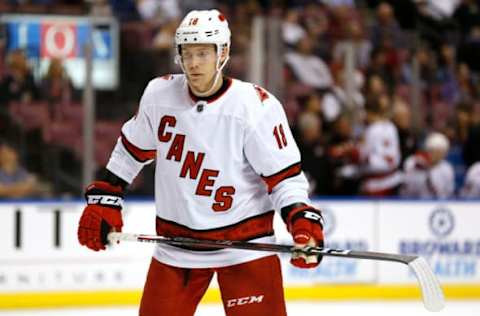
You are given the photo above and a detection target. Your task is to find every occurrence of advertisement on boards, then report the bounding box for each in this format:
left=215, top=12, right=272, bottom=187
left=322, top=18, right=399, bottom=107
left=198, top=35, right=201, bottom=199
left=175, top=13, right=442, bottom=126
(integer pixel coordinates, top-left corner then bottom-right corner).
left=378, top=202, right=480, bottom=284
left=0, top=202, right=155, bottom=292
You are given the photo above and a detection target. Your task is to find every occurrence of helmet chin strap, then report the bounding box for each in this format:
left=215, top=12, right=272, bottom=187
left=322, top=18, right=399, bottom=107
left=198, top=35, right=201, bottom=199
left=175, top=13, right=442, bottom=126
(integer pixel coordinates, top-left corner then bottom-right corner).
left=177, top=46, right=230, bottom=98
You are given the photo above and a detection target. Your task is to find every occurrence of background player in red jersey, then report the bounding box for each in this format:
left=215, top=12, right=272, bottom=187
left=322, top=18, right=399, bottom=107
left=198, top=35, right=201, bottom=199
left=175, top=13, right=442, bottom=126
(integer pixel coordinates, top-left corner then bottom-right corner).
left=78, top=9, right=324, bottom=316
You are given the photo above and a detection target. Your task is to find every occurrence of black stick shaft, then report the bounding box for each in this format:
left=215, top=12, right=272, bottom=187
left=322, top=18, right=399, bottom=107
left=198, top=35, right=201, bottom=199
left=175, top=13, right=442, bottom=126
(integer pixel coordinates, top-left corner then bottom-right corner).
left=125, top=234, right=417, bottom=265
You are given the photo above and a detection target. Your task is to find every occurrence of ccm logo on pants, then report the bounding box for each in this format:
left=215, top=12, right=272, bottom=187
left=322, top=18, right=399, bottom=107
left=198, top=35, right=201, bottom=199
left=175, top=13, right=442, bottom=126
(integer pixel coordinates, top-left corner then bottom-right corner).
left=226, top=295, right=264, bottom=308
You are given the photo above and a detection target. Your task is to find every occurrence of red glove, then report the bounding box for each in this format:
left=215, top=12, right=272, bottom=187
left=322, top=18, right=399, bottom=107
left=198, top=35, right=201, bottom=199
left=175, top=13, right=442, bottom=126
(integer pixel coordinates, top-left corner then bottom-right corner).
left=282, top=204, right=325, bottom=268
left=78, top=181, right=124, bottom=251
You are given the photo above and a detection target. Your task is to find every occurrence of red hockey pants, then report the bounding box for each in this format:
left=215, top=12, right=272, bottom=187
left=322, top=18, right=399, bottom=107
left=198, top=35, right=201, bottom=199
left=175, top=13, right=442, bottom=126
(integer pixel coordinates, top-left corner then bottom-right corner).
left=139, top=255, right=287, bottom=316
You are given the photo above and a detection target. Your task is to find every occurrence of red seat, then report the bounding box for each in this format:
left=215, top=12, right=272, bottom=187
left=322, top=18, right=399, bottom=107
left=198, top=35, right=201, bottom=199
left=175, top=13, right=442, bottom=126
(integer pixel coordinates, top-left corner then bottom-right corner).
left=9, top=101, right=51, bottom=131
left=51, top=102, right=84, bottom=129
left=43, top=120, right=82, bottom=152
left=94, top=120, right=123, bottom=166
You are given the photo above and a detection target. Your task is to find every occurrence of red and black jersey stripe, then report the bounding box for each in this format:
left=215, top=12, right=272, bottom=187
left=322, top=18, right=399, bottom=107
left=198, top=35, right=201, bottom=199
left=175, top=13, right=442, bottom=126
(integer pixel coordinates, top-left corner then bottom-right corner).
left=156, top=211, right=274, bottom=251
left=120, top=132, right=156, bottom=163
left=261, top=162, right=302, bottom=194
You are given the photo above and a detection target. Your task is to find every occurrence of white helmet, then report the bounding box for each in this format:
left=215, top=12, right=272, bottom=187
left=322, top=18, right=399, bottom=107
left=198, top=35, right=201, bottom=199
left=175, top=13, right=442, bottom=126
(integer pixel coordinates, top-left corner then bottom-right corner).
left=175, top=9, right=231, bottom=67
left=425, top=132, right=449, bottom=152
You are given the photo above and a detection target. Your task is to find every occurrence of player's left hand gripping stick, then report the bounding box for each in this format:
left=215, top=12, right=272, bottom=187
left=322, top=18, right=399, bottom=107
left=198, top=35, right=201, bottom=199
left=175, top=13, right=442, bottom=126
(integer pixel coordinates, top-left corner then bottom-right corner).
left=78, top=181, right=124, bottom=251
left=282, top=203, right=325, bottom=268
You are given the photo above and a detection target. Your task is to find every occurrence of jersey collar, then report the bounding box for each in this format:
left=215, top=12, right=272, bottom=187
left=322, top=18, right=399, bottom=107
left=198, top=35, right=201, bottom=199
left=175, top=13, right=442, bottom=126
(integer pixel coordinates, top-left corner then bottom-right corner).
left=188, top=77, right=233, bottom=104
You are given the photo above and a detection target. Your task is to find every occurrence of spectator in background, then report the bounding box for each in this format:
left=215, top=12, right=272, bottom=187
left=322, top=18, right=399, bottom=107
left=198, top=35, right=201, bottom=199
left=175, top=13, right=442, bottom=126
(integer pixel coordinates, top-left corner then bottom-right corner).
left=457, top=25, right=480, bottom=74
left=413, top=0, right=456, bottom=50
left=370, top=2, right=403, bottom=49
left=436, top=43, right=459, bottom=104
left=365, top=74, right=388, bottom=99
left=392, top=99, right=418, bottom=167
left=459, top=161, right=480, bottom=198
left=285, top=35, right=333, bottom=89
left=333, top=20, right=372, bottom=70
left=0, top=49, right=39, bottom=105
left=453, top=0, right=480, bottom=42
left=326, top=113, right=361, bottom=195
left=302, top=2, right=332, bottom=59
left=329, top=66, right=365, bottom=121
left=40, top=58, right=75, bottom=105
left=401, top=132, right=454, bottom=199
left=449, top=102, right=473, bottom=145
left=0, top=138, right=42, bottom=199
left=455, top=62, right=479, bottom=103
left=151, top=18, right=180, bottom=75
left=136, top=0, right=181, bottom=25
left=367, top=46, right=397, bottom=91
left=282, top=8, right=306, bottom=47
left=296, top=112, right=329, bottom=195
left=401, top=45, right=437, bottom=91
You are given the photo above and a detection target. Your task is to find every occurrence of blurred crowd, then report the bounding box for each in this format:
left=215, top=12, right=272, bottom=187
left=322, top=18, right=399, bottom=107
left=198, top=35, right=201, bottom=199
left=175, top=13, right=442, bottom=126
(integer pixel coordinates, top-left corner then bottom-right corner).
left=1, top=0, right=480, bottom=199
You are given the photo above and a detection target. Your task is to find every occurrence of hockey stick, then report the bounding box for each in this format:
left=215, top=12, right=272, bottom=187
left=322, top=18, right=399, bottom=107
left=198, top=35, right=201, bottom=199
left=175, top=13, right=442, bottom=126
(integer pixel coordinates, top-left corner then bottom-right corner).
left=107, top=232, right=444, bottom=312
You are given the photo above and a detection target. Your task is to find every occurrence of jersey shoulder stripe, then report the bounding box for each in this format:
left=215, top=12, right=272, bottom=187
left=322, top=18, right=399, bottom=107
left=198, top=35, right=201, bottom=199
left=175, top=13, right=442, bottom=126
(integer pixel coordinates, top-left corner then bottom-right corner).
left=261, top=162, right=302, bottom=193
left=253, top=84, right=269, bottom=103
left=120, top=132, right=156, bottom=162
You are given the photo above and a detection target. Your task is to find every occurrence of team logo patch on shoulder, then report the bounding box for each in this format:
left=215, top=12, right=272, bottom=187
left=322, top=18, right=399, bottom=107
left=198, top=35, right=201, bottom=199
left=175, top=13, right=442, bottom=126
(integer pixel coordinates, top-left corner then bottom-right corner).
left=160, top=74, right=173, bottom=80
left=253, top=84, right=269, bottom=103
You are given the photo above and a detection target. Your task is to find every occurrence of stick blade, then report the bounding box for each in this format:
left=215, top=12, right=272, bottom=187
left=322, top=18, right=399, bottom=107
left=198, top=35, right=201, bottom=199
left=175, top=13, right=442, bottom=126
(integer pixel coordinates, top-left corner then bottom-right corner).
left=408, top=257, right=445, bottom=312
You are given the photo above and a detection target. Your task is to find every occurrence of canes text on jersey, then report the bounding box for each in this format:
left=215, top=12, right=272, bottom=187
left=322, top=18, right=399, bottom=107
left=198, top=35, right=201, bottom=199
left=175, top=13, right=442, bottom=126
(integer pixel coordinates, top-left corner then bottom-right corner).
left=158, top=115, right=235, bottom=212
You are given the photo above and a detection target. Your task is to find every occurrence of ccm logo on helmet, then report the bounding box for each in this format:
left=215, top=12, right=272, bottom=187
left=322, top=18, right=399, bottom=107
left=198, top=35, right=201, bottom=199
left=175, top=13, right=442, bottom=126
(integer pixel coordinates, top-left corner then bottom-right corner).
left=226, top=295, right=264, bottom=308
left=87, top=195, right=123, bottom=207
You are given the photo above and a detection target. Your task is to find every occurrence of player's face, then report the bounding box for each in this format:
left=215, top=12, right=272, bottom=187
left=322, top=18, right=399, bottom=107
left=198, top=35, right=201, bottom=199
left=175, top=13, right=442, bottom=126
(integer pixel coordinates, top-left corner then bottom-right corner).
left=181, top=44, right=218, bottom=93
left=429, top=148, right=446, bottom=165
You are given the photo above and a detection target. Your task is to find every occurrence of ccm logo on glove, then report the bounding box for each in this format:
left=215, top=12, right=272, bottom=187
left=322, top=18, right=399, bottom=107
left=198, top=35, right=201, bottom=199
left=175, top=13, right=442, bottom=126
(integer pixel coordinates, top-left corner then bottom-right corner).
left=78, top=181, right=124, bottom=251
left=87, top=195, right=124, bottom=207
left=302, top=210, right=324, bottom=223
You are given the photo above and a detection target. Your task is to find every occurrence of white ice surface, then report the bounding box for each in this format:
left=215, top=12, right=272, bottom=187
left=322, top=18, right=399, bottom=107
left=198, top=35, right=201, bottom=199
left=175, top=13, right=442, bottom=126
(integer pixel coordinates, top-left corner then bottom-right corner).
left=0, top=301, right=479, bottom=316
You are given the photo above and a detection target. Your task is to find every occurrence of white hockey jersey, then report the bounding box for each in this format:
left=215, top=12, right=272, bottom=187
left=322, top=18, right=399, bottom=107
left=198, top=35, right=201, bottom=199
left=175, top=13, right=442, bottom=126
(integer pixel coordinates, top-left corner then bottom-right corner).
left=359, top=120, right=402, bottom=194
left=459, top=162, right=480, bottom=198
left=400, top=152, right=455, bottom=199
left=106, top=74, right=310, bottom=268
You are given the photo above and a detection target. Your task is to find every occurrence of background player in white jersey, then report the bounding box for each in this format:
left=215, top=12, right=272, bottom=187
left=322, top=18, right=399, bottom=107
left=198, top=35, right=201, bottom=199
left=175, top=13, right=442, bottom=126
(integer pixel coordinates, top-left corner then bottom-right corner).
left=459, top=161, right=480, bottom=198
left=77, top=9, right=324, bottom=316
left=400, top=132, right=455, bottom=199
left=358, top=98, right=402, bottom=196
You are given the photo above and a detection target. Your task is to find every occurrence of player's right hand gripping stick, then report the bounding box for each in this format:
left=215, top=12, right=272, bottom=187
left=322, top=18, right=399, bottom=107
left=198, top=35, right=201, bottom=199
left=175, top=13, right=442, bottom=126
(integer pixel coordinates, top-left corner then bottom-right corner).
left=282, top=203, right=325, bottom=268
left=78, top=181, right=124, bottom=251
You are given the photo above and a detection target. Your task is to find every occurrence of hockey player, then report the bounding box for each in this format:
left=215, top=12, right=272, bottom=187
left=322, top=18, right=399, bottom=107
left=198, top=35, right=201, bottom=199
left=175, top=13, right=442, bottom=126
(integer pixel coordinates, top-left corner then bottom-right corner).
left=400, top=132, right=454, bottom=199
left=77, top=9, right=324, bottom=316
left=358, top=97, right=402, bottom=196
left=459, top=161, right=480, bottom=198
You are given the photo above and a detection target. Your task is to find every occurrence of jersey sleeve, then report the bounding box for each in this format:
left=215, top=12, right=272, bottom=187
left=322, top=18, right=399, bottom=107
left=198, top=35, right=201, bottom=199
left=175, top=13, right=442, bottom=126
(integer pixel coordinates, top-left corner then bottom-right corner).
left=361, top=124, right=401, bottom=174
left=244, top=88, right=310, bottom=211
left=106, top=81, right=157, bottom=184
left=429, top=163, right=454, bottom=198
